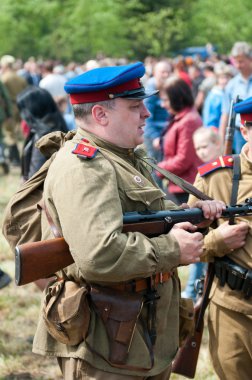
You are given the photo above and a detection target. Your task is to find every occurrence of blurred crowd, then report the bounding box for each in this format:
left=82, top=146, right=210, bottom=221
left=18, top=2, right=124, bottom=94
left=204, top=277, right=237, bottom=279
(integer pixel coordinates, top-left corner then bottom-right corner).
left=1, top=42, right=251, bottom=178
left=1, top=41, right=252, bottom=293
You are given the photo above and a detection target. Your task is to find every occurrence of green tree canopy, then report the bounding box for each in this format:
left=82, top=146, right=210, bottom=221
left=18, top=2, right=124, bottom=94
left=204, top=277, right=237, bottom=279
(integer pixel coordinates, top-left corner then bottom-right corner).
left=0, top=0, right=252, bottom=63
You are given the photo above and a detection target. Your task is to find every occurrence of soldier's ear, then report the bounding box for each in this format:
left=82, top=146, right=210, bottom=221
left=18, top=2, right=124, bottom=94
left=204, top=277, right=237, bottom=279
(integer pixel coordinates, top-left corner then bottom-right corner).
left=240, top=125, right=249, bottom=141
left=92, top=105, right=109, bottom=126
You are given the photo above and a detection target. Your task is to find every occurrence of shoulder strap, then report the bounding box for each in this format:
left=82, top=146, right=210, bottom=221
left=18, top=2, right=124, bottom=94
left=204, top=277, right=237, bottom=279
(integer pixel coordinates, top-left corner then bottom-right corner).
left=139, top=157, right=213, bottom=201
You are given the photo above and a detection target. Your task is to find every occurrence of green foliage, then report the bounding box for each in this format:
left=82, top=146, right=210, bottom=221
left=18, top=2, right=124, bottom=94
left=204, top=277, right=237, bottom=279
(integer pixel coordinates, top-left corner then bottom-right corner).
left=188, top=0, right=252, bottom=54
left=126, top=8, right=188, bottom=59
left=0, top=0, right=251, bottom=62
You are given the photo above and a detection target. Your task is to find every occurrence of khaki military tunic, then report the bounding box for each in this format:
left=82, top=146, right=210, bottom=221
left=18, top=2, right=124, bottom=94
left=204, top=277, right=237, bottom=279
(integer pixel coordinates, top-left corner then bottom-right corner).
left=33, top=127, right=182, bottom=377
left=1, top=70, right=27, bottom=144
left=188, top=144, right=252, bottom=379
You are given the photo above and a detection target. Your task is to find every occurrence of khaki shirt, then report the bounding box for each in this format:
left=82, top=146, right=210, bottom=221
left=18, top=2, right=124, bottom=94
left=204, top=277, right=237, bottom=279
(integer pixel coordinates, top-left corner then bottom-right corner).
left=1, top=70, right=27, bottom=101
left=33, top=127, right=182, bottom=376
left=188, top=144, right=252, bottom=315
left=1, top=70, right=27, bottom=123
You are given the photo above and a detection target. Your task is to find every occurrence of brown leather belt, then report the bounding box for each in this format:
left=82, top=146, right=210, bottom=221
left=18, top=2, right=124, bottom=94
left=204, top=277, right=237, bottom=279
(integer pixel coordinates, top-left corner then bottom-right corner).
left=109, top=272, right=171, bottom=293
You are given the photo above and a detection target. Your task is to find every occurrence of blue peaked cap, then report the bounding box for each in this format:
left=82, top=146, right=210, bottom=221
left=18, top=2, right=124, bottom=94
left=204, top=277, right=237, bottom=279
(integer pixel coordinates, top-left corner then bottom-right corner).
left=64, top=61, right=158, bottom=104
left=234, top=96, right=252, bottom=114
left=234, top=96, right=252, bottom=126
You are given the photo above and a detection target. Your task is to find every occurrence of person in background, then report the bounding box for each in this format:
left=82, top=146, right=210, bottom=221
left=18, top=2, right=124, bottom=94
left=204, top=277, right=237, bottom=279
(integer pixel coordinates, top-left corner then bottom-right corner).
left=143, top=60, right=171, bottom=188
left=0, top=55, right=28, bottom=166
left=0, top=267, right=11, bottom=289
left=188, top=98, right=252, bottom=380
left=17, top=86, right=69, bottom=292
left=16, top=86, right=68, bottom=182
left=188, top=63, right=205, bottom=100
left=56, top=95, right=76, bottom=131
left=0, top=80, right=12, bottom=174
left=220, top=41, right=252, bottom=153
left=31, top=61, right=225, bottom=380
left=18, top=59, right=42, bottom=87
left=65, top=61, right=78, bottom=80
left=182, top=127, right=223, bottom=302
left=202, top=63, right=233, bottom=128
left=39, top=60, right=66, bottom=102
left=157, top=76, right=202, bottom=204
left=195, top=64, right=216, bottom=114
left=193, top=126, right=223, bottom=163
left=173, top=56, right=192, bottom=87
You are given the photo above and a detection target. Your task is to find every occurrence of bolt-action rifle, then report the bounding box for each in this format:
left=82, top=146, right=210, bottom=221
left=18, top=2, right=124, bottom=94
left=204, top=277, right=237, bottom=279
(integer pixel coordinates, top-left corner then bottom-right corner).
left=223, top=95, right=242, bottom=155
left=15, top=199, right=252, bottom=287
left=172, top=263, right=215, bottom=378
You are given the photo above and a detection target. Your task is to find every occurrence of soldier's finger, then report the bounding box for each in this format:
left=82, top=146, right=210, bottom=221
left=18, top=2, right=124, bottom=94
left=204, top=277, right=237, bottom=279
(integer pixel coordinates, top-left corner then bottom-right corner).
left=193, top=231, right=204, bottom=240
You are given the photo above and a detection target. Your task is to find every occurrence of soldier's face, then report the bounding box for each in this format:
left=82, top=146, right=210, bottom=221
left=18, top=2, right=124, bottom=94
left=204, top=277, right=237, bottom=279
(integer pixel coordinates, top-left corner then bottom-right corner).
left=240, top=125, right=252, bottom=160
left=106, top=98, right=150, bottom=148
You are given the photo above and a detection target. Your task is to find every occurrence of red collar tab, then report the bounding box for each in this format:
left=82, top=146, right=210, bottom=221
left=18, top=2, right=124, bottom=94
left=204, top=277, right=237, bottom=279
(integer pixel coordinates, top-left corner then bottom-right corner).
left=69, top=78, right=141, bottom=104
left=72, top=143, right=98, bottom=159
left=198, top=155, right=234, bottom=177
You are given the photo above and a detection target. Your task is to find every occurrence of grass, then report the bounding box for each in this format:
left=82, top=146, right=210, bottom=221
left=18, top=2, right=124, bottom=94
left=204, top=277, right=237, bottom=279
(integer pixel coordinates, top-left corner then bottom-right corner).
left=0, top=166, right=217, bottom=379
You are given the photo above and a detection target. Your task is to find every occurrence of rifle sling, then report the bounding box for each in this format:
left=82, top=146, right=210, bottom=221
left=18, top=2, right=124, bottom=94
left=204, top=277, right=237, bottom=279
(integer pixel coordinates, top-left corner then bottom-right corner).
left=139, top=157, right=213, bottom=201
left=195, top=263, right=214, bottom=332
left=40, top=201, right=62, bottom=238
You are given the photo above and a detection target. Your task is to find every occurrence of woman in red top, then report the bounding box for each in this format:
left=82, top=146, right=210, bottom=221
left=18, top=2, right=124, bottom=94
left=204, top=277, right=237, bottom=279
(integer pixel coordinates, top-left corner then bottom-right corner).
left=157, top=76, right=202, bottom=204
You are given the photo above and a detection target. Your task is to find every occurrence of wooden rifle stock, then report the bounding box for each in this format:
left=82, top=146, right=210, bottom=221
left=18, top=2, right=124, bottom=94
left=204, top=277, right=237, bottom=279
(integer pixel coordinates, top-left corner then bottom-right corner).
left=172, top=264, right=215, bottom=378
left=15, top=221, right=169, bottom=286
left=15, top=237, right=71, bottom=286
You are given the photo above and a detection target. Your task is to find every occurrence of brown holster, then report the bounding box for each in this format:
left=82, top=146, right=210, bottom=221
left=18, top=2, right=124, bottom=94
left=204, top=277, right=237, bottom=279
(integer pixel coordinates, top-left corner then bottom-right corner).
left=90, top=285, right=144, bottom=366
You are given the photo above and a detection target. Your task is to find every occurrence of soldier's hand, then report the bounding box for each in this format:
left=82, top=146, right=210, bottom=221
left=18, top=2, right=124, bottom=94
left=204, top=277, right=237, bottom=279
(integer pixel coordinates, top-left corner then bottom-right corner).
left=171, top=223, right=204, bottom=265
left=172, top=221, right=197, bottom=232
left=217, top=221, right=249, bottom=250
left=191, top=199, right=226, bottom=227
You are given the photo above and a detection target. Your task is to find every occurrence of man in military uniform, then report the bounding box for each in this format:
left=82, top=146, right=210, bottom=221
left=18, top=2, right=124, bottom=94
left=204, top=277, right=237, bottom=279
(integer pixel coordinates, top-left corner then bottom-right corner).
left=188, top=97, right=252, bottom=380
left=0, top=79, right=12, bottom=173
left=0, top=55, right=28, bottom=165
left=32, top=62, right=224, bottom=379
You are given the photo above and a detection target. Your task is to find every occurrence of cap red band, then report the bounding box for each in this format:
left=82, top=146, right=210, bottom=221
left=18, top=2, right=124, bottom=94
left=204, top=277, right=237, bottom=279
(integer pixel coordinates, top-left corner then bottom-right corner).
left=69, top=78, right=141, bottom=104
left=241, top=113, right=252, bottom=125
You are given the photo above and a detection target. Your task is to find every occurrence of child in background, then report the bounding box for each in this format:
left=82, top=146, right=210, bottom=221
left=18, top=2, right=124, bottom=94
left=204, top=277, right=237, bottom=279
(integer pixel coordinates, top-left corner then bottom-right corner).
left=202, top=63, right=233, bottom=128
left=182, top=127, right=222, bottom=302
left=193, top=126, right=222, bottom=162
